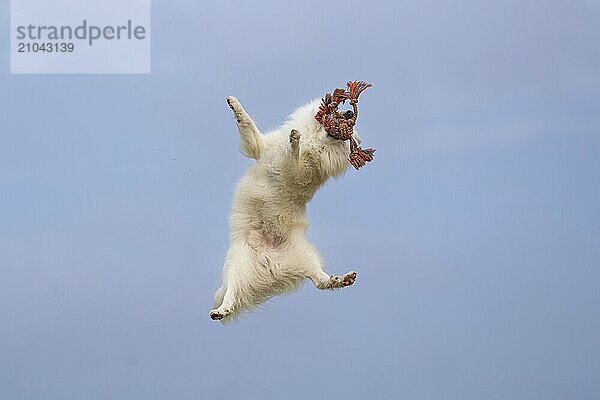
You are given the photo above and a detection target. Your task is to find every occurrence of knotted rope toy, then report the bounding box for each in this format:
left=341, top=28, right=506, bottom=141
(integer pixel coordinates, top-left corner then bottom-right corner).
left=314, top=81, right=375, bottom=170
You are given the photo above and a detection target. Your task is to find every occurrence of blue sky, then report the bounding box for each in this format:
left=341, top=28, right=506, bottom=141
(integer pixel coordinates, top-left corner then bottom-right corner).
left=1, top=1, right=599, bottom=399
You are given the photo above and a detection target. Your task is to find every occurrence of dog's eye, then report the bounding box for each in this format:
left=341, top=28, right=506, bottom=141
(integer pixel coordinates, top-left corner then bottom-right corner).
left=344, top=110, right=354, bottom=119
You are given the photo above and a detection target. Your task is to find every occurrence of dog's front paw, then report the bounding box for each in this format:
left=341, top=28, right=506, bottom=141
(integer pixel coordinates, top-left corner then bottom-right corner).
left=226, top=96, right=239, bottom=110
left=226, top=96, right=244, bottom=122
left=289, top=129, right=301, bottom=144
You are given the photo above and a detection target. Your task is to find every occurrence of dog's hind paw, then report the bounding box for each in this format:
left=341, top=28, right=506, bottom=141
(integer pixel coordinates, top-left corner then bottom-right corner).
left=342, top=271, right=357, bottom=286
left=323, top=271, right=358, bottom=289
left=209, top=308, right=232, bottom=321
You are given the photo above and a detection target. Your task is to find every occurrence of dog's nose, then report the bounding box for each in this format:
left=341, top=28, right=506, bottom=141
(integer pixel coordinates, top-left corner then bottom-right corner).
left=344, top=110, right=354, bottom=119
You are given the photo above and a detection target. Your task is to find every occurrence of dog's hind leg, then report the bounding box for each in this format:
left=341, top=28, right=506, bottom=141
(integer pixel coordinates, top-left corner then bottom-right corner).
left=226, top=96, right=264, bottom=160
left=212, top=286, right=226, bottom=309
left=209, top=284, right=237, bottom=321
left=307, top=268, right=357, bottom=290
left=299, top=241, right=357, bottom=290
left=209, top=242, right=255, bottom=321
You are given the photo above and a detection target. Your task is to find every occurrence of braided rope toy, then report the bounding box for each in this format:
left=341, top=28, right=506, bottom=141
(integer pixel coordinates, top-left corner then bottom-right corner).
left=314, top=81, right=375, bottom=170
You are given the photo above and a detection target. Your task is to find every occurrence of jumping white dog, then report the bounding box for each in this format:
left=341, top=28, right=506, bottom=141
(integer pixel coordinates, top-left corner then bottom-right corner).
left=210, top=91, right=371, bottom=321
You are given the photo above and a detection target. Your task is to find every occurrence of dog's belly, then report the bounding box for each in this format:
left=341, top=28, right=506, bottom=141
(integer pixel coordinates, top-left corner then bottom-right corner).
left=229, top=168, right=311, bottom=294
left=259, top=230, right=286, bottom=248
left=242, top=228, right=284, bottom=250
left=237, top=228, right=304, bottom=300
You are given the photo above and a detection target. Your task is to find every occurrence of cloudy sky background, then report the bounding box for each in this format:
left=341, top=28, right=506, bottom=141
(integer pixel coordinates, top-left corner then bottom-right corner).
left=1, top=1, right=599, bottom=399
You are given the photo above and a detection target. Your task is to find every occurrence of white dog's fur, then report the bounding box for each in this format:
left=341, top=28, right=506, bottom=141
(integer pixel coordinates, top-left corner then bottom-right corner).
left=210, top=96, right=362, bottom=321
